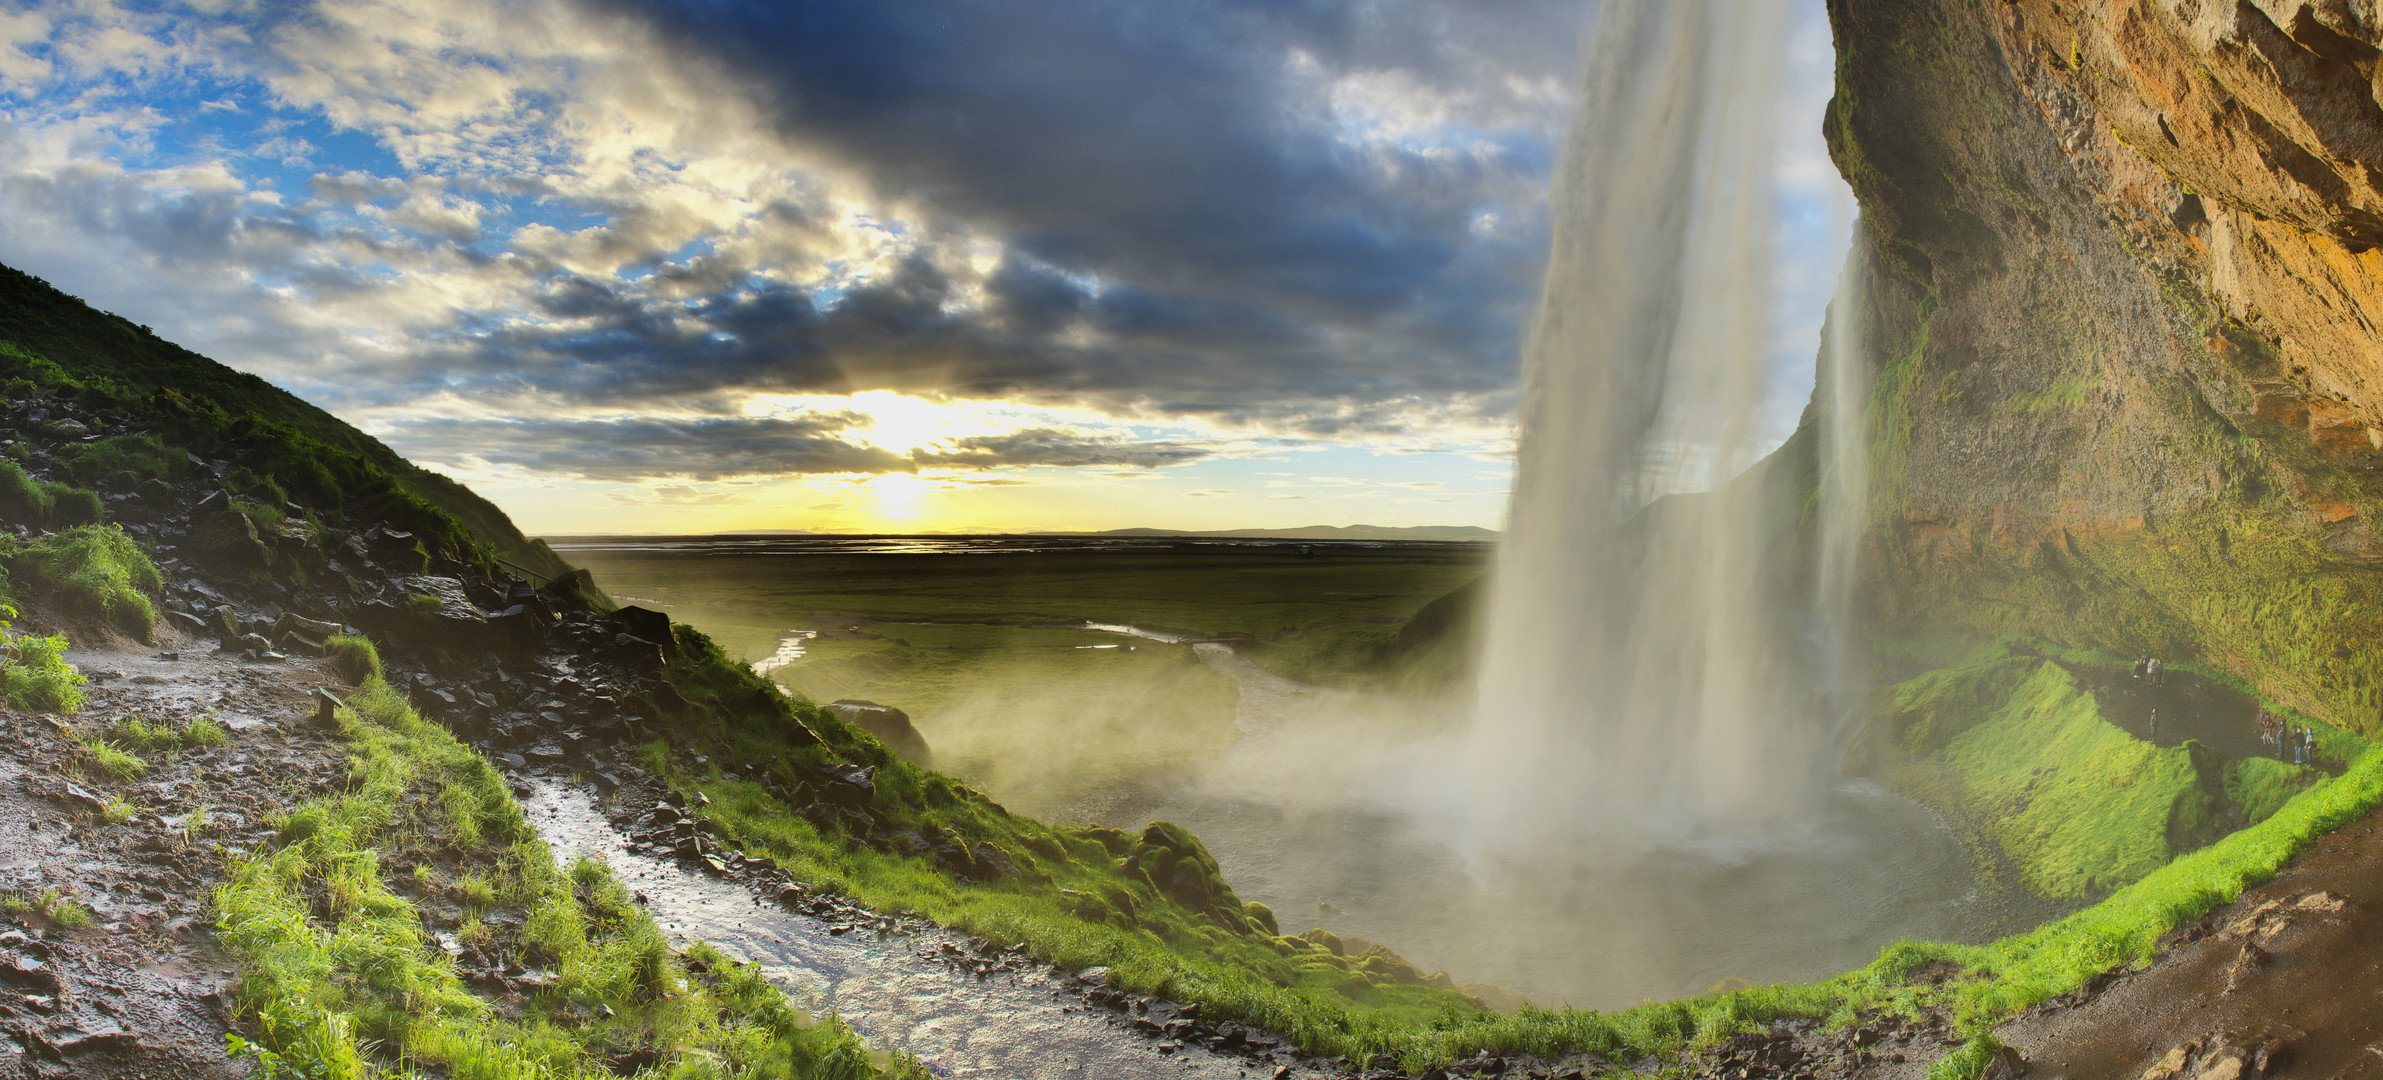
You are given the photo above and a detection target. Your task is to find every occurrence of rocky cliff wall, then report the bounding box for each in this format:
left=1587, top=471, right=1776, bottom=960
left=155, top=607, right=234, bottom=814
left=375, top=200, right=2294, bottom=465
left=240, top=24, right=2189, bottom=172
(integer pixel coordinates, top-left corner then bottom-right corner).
left=1829, top=0, right=2383, bottom=732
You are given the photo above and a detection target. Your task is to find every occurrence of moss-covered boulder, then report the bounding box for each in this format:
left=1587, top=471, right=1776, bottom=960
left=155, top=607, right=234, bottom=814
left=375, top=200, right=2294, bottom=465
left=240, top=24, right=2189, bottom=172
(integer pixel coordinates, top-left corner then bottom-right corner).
left=188, top=508, right=273, bottom=573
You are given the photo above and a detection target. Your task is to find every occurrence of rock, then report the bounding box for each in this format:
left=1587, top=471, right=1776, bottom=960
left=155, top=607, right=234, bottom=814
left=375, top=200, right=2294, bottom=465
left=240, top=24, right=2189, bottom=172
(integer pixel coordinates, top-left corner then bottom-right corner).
left=2190, top=1050, right=2246, bottom=1080
left=825, top=700, right=934, bottom=765
left=613, top=606, right=675, bottom=648
left=1980, top=1044, right=2026, bottom=1080
left=313, top=689, right=343, bottom=727
left=275, top=612, right=345, bottom=640
left=972, top=841, right=1020, bottom=879
left=2141, top=1046, right=2193, bottom=1080
left=188, top=510, right=274, bottom=571
left=816, top=763, right=876, bottom=807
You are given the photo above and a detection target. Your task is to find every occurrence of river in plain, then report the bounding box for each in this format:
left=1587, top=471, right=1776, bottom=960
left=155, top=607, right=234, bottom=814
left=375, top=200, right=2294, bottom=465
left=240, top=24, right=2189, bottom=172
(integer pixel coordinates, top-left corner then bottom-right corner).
left=520, top=780, right=1312, bottom=1079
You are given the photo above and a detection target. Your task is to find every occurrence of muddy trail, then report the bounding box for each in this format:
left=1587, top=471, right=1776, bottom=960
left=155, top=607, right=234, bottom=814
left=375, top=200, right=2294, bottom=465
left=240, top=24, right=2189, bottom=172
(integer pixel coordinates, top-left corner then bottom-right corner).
left=0, top=640, right=348, bottom=1079
left=0, top=640, right=1327, bottom=1079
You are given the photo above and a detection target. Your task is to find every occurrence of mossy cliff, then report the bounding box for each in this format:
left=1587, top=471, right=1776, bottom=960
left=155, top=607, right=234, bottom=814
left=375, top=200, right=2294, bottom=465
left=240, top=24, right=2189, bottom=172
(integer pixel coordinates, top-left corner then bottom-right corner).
left=1827, top=0, right=2383, bottom=735
left=1847, top=648, right=2337, bottom=900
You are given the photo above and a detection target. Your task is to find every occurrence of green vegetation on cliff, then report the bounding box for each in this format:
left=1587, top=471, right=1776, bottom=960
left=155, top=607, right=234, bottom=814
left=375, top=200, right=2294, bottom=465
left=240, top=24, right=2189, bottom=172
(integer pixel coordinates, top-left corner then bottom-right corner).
left=0, top=264, right=569, bottom=578
left=1851, top=645, right=2346, bottom=901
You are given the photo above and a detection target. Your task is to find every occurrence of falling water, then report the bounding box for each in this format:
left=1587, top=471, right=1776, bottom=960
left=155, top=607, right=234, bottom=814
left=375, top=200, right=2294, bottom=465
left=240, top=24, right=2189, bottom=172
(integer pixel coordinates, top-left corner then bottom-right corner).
left=1466, top=0, right=1836, bottom=847
left=1816, top=229, right=1873, bottom=734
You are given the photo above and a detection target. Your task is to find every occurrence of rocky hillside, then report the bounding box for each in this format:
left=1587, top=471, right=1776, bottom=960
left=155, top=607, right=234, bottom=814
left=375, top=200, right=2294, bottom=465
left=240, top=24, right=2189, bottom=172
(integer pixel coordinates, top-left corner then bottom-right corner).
left=1825, top=0, right=2383, bottom=734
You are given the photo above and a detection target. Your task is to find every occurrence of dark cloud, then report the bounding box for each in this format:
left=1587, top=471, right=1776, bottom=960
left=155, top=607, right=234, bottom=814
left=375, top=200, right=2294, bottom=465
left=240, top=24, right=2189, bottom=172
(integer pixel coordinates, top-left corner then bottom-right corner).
left=386, top=413, right=909, bottom=482
left=912, top=429, right=1216, bottom=470
left=543, top=0, right=1581, bottom=418
left=384, top=414, right=1222, bottom=482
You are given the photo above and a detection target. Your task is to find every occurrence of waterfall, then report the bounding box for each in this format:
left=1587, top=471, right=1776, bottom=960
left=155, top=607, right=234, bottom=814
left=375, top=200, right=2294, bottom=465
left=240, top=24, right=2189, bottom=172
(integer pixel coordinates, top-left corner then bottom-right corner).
left=1816, top=227, right=1872, bottom=736
left=1464, top=0, right=1843, bottom=848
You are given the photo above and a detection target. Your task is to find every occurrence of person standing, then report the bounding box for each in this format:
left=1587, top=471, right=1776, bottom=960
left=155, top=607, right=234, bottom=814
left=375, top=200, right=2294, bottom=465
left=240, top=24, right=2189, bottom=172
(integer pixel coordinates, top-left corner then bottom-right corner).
left=2148, top=707, right=2159, bottom=742
left=2147, top=656, right=2163, bottom=686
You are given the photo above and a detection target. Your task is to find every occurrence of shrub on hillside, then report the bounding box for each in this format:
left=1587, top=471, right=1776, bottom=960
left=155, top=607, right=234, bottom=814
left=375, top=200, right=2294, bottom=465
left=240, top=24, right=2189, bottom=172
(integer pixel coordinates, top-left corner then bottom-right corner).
left=2, top=525, right=163, bottom=641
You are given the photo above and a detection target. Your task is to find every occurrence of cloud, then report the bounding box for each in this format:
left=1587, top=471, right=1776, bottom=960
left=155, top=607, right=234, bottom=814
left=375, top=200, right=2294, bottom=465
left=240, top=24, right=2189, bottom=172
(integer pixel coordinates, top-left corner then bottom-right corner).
left=1186, top=489, right=1234, bottom=497
left=911, top=429, right=1217, bottom=470
left=384, top=413, right=913, bottom=482
left=0, top=0, right=1851, bottom=519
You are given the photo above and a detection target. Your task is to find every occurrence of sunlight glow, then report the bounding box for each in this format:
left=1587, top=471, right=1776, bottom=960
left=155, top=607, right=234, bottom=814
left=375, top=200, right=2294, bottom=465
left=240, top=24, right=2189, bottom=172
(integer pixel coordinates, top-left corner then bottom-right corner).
left=848, top=390, right=957, bottom=454
left=870, top=471, right=930, bottom=521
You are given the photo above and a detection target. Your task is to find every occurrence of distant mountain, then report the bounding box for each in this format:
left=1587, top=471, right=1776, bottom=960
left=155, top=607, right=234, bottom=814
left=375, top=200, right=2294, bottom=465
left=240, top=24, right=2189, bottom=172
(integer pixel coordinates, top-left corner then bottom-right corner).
left=1078, top=525, right=1497, bottom=541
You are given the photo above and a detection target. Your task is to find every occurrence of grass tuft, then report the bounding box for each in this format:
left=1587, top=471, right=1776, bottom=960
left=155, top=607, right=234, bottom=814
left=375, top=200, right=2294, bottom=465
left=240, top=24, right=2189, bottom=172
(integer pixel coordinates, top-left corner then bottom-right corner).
left=321, top=633, right=381, bottom=685
left=0, top=625, right=83, bottom=713
left=1, top=524, right=162, bottom=640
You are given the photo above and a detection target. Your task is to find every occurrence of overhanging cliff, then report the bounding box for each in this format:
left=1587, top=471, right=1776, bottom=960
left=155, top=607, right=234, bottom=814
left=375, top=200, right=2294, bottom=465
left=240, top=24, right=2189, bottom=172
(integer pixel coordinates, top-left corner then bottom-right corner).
left=1829, top=0, right=2383, bottom=734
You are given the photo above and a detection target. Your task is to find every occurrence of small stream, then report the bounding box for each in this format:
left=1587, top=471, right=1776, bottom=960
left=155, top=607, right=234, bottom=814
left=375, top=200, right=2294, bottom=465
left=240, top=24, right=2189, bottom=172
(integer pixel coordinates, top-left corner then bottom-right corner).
left=519, top=781, right=1313, bottom=1080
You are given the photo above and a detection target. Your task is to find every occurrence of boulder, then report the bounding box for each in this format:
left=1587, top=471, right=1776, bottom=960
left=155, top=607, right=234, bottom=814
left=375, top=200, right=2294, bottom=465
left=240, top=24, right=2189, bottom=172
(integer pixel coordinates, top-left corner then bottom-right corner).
left=826, top=700, right=934, bottom=766
left=614, top=606, right=675, bottom=650
left=188, top=510, right=274, bottom=572
left=816, top=763, right=876, bottom=807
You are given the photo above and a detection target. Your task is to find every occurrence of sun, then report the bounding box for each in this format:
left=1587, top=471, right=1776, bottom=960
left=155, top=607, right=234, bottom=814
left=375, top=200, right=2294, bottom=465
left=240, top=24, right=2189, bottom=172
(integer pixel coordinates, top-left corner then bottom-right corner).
left=850, top=390, right=953, bottom=455
left=870, top=471, right=929, bottom=522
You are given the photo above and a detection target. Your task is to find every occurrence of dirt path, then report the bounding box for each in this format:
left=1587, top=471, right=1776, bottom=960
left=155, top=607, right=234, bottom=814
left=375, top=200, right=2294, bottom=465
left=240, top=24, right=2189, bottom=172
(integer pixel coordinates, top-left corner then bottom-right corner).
left=1988, top=804, right=2383, bottom=1079
left=0, top=639, right=346, bottom=1079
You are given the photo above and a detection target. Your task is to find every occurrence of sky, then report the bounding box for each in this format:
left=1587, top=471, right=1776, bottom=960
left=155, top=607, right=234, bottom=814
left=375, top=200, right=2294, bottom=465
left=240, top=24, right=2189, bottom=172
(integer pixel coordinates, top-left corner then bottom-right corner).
left=0, top=0, right=1849, bottom=536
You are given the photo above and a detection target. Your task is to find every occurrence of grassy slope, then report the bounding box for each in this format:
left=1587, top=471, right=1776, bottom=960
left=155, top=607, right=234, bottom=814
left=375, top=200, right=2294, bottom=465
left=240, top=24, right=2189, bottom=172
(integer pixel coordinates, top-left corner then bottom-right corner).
left=0, top=263, right=570, bottom=578
left=217, top=674, right=907, bottom=1080
left=1855, top=646, right=2349, bottom=902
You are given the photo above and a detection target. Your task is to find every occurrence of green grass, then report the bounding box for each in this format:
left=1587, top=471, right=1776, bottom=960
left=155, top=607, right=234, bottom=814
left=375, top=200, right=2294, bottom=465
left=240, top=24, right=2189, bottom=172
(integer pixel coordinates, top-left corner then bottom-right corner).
left=0, top=265, right=571, bottom=578
left=1913, top=661, right=2205, bottom=898
left=2, top=888, right=95, bottom=930
left=0, top=622, right=84, bottom=713
left=322, top=633, right=382, bottom=684
left=213, top=675, right=913, bottom=1080
left=1854, top=646, right=2341, bottom=901
left=0, top=459, right=101, bottom=529
left=59, top=431, right=180, bottom=488
left=67, top=732, right=146, bottom=781
left=2224, top=757, right=2304, bottom=823
left=112, top=714, right=229, bottom=753
left=1, top=523, right=162, bottom=640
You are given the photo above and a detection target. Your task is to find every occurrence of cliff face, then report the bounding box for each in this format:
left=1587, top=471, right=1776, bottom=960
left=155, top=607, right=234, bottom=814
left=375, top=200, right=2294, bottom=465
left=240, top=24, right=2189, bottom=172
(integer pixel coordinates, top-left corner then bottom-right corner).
left=1828, top=0, right=2383, bottom=732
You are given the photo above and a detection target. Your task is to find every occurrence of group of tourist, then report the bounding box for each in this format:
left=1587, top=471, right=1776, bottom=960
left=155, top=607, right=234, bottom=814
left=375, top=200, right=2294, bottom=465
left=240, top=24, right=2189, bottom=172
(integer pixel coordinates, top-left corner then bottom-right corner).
left=2257, top=709, right=2318, bottom=765
left=2136, top=660, right=2321, bottom=766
